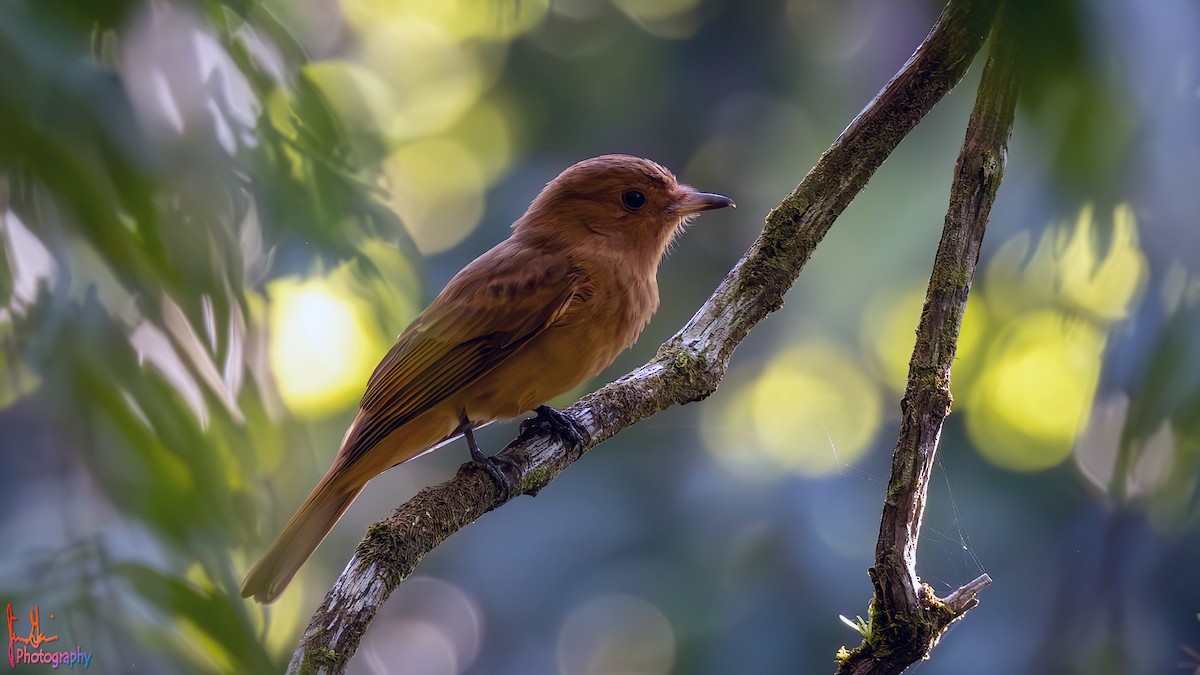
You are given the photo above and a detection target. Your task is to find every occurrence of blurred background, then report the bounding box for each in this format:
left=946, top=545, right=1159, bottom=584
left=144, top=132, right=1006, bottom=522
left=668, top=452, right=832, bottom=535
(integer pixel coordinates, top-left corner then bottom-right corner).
left=1, top=0, right=1197, bottom=673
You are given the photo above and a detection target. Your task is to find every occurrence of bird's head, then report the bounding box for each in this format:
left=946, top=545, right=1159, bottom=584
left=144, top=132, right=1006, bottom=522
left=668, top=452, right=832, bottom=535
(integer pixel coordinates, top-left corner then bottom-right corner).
left=514, top=154, right=734, bottom=267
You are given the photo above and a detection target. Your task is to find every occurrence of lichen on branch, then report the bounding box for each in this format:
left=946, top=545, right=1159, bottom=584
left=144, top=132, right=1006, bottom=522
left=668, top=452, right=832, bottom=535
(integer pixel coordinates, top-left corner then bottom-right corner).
left=835, top=3, right=1024, bottom=673
left=287, top=0, right=1005, bottom=672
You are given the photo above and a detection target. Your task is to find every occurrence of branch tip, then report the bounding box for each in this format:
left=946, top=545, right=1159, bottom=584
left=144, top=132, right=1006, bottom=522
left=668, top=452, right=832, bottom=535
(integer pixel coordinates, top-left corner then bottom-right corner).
left=944, top=573, right=993, bottom=615
left=288, top=0, right=1009, bottom=672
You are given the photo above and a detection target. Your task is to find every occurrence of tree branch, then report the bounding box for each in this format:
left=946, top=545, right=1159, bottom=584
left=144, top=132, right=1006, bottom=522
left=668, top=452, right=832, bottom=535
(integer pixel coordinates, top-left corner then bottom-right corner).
left=287, top=1, right=999, bottom=672
left=833, top=5, right=1022, bottom=674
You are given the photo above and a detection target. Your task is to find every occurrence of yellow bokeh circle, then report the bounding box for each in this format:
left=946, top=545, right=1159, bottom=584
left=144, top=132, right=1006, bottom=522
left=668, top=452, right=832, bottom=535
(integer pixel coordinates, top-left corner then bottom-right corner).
left=360, top=19, right=483, bottom=140
left=966, top=311, right=1104, bottom=471
left=341, top=0, right=549, bottom=41
left=384, top=138, right=487, bottom=255
left=860, top=284, right=987, bottom=393
left=707, top=342, right=882, bottom=478
left=267, top=274, right=387, bottom=418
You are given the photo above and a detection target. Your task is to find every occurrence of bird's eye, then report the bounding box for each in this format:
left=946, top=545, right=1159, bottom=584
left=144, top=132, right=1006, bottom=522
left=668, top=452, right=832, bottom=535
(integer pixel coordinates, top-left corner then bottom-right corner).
left=621, top=190, right=646, bottom=211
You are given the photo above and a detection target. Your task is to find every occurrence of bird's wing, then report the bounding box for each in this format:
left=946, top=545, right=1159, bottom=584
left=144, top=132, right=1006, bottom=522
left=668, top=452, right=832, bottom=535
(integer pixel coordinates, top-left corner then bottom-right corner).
left=340, top=246, right=580, bottom=466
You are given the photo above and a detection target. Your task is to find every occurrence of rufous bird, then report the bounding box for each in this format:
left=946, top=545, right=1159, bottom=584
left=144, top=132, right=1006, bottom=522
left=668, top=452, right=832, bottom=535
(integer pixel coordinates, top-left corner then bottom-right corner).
left=241, top=154, right=734, bottom=602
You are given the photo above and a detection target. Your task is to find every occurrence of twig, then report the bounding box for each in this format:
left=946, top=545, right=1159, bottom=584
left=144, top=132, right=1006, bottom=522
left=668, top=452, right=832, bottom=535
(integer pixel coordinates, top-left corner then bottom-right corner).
left=833, top=5, right=1022, bottom=674
left=286, top=1, right=999, bottom=672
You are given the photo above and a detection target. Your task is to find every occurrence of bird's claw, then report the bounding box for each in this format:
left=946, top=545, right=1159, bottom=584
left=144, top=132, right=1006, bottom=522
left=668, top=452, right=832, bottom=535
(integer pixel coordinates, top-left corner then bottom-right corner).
left=462, top=422, right=517, bottom=501
left=521, top=405, right=589, bottom=450
left=471, top=453, right=517, bottom=502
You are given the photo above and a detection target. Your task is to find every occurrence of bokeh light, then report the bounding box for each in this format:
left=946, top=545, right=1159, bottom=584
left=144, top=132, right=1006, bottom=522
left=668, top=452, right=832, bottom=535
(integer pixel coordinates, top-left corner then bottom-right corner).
left=347, top=576, right=483, bottom=675
left=960, top=204, right=1149, bottom=472
left=302, top=60, right=399, bottom=140
left=556, top=594, right=675, bottom=675
left=341, top=0, right=550, bottom=41
left=442, top=99, right=516, bottom=183
left=860, top=284, right=987, bottom=393
left=121, top=6, right=259, bottom=152
left=983, top=203, right=1147, bottom=324
left=965, top=311, right=1105, bottom=471
left=384, top=139, right=487, bottom=254
left=267, top=272, right=388, bottom=417
left=359, top=621, right=457, bottom=675
left=360, top=20, right=484, bottom=140
left=707, top=343, right=881, bottom=478
left=1073, top=395, right=1174, bottom=499
left=1056, top=204, right=1146, bottom=321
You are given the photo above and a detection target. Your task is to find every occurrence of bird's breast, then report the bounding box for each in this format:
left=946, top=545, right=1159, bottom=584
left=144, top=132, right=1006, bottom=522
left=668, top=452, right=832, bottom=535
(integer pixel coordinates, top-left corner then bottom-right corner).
left=457, top=268, right=658, bottom=420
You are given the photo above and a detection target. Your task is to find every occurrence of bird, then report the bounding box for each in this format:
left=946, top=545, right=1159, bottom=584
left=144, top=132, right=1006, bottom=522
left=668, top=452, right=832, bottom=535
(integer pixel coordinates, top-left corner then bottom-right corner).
left=240, top=154, right=734, bottom=603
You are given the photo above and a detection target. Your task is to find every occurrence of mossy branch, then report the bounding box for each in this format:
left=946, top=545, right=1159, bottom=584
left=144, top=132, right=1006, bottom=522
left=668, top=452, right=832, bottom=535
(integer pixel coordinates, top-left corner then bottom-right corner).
left=287, top=0, right=1000, bottom=672
left=833, top=5, right=1023, bottom=674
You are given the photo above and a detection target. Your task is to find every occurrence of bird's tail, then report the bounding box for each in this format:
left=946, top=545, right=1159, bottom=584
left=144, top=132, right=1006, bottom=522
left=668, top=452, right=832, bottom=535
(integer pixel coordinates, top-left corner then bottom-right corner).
left=240, top=471, right=362, bottom=604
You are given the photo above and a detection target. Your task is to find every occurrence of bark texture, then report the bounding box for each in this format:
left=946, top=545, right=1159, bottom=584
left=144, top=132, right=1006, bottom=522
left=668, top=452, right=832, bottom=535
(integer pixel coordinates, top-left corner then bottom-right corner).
left=287, top=1, right=1001, bottom=672
left=833, top=6, right=1022, bottom=674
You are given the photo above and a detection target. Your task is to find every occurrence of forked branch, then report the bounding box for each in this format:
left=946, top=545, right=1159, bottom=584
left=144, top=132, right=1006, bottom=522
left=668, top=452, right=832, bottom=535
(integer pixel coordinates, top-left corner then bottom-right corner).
left=834, top=5, right=1022, bottom=674
left=287, top=1, right=1001, bottom=672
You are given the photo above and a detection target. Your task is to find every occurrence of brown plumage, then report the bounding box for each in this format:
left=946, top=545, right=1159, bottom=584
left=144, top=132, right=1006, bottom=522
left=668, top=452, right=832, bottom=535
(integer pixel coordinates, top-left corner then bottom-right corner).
left=240, top=154, right=733, bottom=603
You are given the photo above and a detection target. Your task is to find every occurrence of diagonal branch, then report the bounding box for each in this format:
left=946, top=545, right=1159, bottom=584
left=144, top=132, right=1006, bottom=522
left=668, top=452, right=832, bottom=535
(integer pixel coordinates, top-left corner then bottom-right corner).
left=834, top=5, right=1023, bottom=674
left=286, top=1, right=999, bottom=672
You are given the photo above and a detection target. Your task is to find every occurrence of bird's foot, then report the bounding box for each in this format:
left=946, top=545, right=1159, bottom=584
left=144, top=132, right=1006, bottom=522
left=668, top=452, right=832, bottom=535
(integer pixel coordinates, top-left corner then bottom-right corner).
left=463, top=424, right=518, bottom=501
left=472, top=453, right=518, bottom=502
left=520, top=405, right=589, bottom=451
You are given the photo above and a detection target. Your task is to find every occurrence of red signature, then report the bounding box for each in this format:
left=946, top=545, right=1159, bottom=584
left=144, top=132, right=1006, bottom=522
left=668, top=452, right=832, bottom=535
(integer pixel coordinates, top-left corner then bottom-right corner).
left=6, top=604, right=59, bottom=668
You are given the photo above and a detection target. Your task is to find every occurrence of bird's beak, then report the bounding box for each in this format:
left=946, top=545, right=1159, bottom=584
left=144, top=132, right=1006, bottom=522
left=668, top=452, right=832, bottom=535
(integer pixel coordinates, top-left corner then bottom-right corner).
left=673, top=188, right=736, bottom=215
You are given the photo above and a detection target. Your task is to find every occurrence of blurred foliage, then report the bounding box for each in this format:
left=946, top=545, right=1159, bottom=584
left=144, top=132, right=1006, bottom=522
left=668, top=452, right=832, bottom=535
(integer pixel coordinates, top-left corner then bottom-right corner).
left=1005, top=0, right=1137, bottom=195
left=1, top=0, right=1198, bottom=673
left=716, top=204, right=1149, bottom=477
